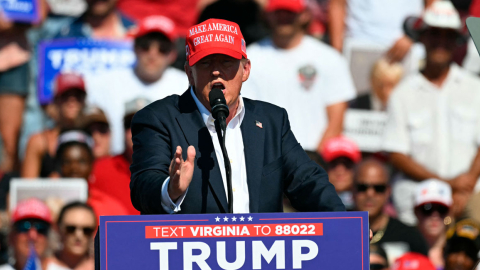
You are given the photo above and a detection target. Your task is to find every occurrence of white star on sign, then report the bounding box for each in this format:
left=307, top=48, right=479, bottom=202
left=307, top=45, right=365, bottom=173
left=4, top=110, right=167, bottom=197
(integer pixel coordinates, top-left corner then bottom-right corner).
left=223, top=216, right=229, bottom=222
left=215, top=216, right=220, bottom=222
left=240, top=216, right=245, bottom=221
left=248, top=216, right=253, bottom=221
left=231, top=216, right=237, bottom=222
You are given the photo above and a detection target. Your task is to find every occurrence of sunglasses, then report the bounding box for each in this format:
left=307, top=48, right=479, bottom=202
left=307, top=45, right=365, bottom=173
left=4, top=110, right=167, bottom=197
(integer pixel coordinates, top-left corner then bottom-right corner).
left=419, top=203, right=449, bottom=217
left=58, top=89, right=86, bottom=103
left=88, top=122, right=110, bottom=135
left=137, top=41, right=173, bottom=55
left=64, top=225, right=95, bottom=237
left=328, top=157, right=355, bottom=170
left=15, top=220, right=50, bottom=236
left=356, top=184, right=387, bottom=193
left=370, top=263, right=387, bottom=270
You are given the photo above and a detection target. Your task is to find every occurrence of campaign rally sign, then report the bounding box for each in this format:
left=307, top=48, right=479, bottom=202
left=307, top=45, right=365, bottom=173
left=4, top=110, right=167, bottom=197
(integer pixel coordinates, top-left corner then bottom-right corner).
left=343, top=109, right=388, bottom=152
left=0, top=0, right=40, bottom=23
left=99, top=211, right=369, bottom=270
left=37, top=38, right=135, bottom=105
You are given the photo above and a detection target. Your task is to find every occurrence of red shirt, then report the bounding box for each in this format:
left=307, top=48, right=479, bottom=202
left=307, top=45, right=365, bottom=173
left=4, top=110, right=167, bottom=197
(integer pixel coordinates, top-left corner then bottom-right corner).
left=117, top=0, right=200, bottom=36
left=90, top=155, right=139, bottom=216
left=471, top=0, right=480, bottom=17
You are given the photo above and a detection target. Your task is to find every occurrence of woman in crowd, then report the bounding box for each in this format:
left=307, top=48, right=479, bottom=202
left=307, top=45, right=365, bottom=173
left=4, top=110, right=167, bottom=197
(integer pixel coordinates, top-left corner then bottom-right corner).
left=56, top=130, right=94, bottom=180
left=22, top=73, right=87, bottom=178
left=414, top=179, right=453, bottom=270
left=55, top=129, right=129, bottom=221
left=45, top=202, right=96, bottom=270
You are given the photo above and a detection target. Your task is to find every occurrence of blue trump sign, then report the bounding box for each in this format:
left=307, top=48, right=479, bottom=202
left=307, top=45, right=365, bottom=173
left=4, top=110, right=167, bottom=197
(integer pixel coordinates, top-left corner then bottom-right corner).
left=0, top=0, right=39, bottom=23
left=37, top=38, right=135, bottom=105
left=99, top=212, right=369, bottom=270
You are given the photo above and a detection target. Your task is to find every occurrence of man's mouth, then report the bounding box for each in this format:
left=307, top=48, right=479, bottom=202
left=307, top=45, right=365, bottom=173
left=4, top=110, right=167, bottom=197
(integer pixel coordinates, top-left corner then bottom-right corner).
left=211, top=82, right=226, bottom=94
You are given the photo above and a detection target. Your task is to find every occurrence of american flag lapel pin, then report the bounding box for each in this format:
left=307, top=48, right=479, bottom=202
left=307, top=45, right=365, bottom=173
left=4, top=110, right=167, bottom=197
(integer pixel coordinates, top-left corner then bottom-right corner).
left=256, top=120, right=263, bottom=129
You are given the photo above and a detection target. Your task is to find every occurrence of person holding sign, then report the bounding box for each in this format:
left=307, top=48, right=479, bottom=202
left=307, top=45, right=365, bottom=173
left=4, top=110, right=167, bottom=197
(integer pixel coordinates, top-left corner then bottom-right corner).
left=130, top=18, right=344, bottom=214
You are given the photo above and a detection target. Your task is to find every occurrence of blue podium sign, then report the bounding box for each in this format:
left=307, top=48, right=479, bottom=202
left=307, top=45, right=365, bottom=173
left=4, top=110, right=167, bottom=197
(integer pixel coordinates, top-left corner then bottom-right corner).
left=0, top=0, right=40, bottom=23
left=99, top=211, right=369, bottom=270
left=37, top=38, right=135, bottom=105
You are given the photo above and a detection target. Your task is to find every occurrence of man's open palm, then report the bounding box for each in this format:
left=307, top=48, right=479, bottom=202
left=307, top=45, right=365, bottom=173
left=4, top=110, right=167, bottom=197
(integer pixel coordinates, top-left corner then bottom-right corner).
left=168, top=146, right=196, bottom=201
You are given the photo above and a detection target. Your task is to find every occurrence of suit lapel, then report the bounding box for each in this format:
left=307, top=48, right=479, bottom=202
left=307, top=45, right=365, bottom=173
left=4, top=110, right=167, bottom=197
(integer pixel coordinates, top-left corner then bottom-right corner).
left=175, top=90, right=228, bottom=213
left=241, top=99, right=265, bottom=213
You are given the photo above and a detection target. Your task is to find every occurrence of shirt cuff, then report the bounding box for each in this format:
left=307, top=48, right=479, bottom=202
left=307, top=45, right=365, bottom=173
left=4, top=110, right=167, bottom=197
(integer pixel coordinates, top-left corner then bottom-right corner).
left=161, top=177, right=188, bottom=214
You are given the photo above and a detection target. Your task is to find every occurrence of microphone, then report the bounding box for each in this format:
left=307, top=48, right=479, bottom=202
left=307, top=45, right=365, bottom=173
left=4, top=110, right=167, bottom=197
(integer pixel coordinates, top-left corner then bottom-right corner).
left=209, top=89, right=229, bottom=132
left=208, top=89, right=233, bottom=213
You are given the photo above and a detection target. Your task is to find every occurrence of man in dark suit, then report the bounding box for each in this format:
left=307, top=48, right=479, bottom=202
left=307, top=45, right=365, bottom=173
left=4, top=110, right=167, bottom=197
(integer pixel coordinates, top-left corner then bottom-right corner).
left=129, top=18, right=345, bottom=214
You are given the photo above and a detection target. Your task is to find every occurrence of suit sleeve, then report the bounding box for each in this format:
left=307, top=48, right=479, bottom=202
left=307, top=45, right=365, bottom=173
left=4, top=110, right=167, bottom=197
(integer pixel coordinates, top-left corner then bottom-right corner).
left=130, top=107, right=172, bottom=214
left=280, top=109, right=346, bottom=212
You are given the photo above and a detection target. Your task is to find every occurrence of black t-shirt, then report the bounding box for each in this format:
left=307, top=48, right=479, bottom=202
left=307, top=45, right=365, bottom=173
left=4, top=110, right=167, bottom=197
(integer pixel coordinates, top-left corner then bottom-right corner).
left=375, top=217, right=429, bottom=258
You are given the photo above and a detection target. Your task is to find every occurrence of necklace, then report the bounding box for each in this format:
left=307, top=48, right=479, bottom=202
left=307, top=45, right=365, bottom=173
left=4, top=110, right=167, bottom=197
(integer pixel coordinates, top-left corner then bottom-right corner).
left=370, top=216, right=389, bottom=244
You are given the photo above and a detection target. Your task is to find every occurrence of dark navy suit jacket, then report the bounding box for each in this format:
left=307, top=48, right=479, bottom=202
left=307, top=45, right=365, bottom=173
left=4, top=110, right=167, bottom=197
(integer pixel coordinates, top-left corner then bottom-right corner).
left=130, top=89, right=345, bottom=214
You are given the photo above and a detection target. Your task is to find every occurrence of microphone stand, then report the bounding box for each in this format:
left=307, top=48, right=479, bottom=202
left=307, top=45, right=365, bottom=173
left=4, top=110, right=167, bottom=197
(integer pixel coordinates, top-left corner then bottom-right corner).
left=214, top=120, right=233, bottom=213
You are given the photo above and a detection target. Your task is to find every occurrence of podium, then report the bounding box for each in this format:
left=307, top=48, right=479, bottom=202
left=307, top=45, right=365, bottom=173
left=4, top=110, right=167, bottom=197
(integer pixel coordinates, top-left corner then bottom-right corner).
left=96, top=211, right=369, bottom=270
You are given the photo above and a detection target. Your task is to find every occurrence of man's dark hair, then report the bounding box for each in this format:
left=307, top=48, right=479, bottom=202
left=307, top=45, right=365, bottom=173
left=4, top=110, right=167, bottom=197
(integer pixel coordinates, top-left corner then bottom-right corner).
left=57, top=201, right=97, bottom=227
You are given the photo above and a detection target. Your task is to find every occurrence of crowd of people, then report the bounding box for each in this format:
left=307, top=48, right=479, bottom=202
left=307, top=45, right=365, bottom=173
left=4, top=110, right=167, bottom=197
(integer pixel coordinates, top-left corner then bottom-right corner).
left=1, top=0, right=480, bottom=269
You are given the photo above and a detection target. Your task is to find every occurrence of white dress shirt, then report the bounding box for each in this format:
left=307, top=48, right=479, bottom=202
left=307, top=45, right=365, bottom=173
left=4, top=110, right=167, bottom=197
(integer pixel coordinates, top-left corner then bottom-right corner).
left=161, top=88, right=250, bottom=213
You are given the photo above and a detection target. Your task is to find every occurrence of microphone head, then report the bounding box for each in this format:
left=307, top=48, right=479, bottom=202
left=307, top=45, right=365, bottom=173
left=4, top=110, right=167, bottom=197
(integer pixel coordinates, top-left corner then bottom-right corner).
left=209, top=89, right=229, bottom=119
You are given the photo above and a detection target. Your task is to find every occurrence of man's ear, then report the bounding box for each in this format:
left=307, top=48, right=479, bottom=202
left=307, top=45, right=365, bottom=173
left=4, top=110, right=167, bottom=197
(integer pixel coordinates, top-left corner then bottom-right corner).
left=184, top=62, right=195, bottom=86
left=167, top=50, right=178, bottom=66
left=241, top=59, right=251, bottom=82
left=298, top=9, right=312, bottom=27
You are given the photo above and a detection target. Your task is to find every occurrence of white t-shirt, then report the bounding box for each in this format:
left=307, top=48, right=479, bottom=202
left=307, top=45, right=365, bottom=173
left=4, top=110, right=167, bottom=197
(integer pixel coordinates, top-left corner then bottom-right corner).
left=382, top=64, right=480, bottom=179
left=346, top=0, right=423, bottom=46
left=242, top=36, right=356, bottom=151
left=86, top=67, right=188, bottom=154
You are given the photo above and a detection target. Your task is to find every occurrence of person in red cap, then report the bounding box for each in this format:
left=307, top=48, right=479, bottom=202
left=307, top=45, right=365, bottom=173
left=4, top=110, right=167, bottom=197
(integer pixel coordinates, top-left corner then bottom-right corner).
left=354, top=159, right=429, bottom=265
left=241, top=0, right=356, bottom=155
left=22, top=72, right=87, bottom=178
left=321, top=136, right=361, bottom=210
left=86, top=15, right=187, bottom=156
left=392, top=252, right=435, bottom=270
left=9, top=198, right=52, bottom=270
left=130, top=18, right=344, bottom=214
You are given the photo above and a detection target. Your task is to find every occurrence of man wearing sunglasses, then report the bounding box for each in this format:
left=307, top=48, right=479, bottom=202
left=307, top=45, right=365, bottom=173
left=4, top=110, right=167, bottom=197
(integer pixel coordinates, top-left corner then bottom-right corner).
left=354, top=159, right=428, bottom=265
left=9, top=198, right=52, bottom=270
left=86, top=15, right=187, bottom=156
left=82, top=106, right=111, bottom=159
left=414, top=179, right=452, bottom=269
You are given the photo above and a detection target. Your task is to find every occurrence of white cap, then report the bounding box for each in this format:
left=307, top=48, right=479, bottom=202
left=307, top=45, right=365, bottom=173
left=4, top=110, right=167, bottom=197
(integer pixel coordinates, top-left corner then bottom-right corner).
left=422, top=0, right=462, bottom=30
left=415, top=179, right=452, bottom=208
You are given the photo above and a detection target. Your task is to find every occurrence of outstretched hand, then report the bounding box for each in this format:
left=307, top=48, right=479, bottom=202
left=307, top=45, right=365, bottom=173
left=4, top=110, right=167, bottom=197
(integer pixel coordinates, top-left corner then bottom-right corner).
left=168, top=146, right=196, bottom=201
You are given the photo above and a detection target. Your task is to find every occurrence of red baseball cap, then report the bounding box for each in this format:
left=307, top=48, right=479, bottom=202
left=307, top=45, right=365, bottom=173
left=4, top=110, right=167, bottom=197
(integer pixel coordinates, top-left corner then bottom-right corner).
left=54, top=72, right=86, bottom=97
left=266, top=0, right=306, bottom=13
left=186, top=19, right=247, bottom=66
left=12, top=198, right=52, bottom=224
left=392, top=253, right=435, bottom=270
left=321, top=136, right=361, bottom=163
left=131, top=15, right=177, bottom=42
